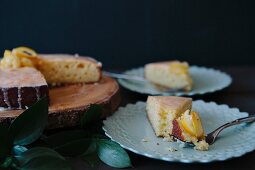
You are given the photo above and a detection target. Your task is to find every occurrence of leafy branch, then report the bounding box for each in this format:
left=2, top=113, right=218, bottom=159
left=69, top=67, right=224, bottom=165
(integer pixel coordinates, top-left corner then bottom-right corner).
left=0, top=97, right=131, bottom=169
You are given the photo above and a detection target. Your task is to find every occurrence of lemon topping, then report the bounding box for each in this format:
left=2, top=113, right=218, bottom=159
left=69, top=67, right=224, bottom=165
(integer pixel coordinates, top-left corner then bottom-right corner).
left=169, top=61, right=189, bottom=75
left=0, top=47, right=39, bottom=69
left=180, top=110, right=205, bottom=139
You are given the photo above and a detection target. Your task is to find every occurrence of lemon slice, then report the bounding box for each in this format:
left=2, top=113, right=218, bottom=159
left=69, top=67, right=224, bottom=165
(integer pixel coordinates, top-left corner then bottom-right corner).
left=180, top=110, right=196, bottom=136
left=0, top=50, right=21, bottom=68
left=191, top=111, right=204, bottom=139
left=180, top=110, right=204, bottom=138
left=12, top=46, right=38, bottom=59
left=4, top=50, right=12, bottom=57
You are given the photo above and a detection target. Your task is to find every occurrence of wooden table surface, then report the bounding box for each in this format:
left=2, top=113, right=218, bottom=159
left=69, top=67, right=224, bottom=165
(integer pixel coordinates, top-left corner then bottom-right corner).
left=73, top=66, right=255, bottom=170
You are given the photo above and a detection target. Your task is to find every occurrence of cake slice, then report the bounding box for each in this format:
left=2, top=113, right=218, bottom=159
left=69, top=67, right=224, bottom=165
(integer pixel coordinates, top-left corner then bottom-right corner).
left=144, top=61, right=192, bottom=91
left=146, top=96, right=208, bottom=151
left=37, top=54, right=102, bottom=84
left=0, top=67, right=48, bottom=109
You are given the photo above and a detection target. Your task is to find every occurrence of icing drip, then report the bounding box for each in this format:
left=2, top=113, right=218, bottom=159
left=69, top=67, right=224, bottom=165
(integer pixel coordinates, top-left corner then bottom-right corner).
left=35, top=87, right=40, bottom=101
left=17, top=87, right=22, bottom=109
left=0, top=107, right=7, bottom=111
left=2, top=88, right=11, bottom=109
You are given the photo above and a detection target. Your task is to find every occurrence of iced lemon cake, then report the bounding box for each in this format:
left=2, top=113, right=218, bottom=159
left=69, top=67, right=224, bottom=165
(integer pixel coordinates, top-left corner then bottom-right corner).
left=144, top=61, right=192, bottom=91
left=146, top=96, right=208, bottom=151
left=0, top=47, right=102, bottom=84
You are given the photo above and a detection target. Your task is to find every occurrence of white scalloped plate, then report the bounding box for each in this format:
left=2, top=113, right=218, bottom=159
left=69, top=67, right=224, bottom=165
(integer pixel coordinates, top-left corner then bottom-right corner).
left=103, top=101, right=255, bottom=163
left=118, top=66, right=232, bottom=96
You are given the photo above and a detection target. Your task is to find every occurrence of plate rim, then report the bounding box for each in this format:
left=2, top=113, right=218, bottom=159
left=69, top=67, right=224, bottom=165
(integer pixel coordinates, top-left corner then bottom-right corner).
left=103, top=100, right=255, bottom=163
left=118, top=66, right=232, bottom=96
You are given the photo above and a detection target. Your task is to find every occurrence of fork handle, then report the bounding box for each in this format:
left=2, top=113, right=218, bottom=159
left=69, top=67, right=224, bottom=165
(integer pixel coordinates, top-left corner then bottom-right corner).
left=222, top=115, right=255, bottom=128
left=103, top=71, right=148, bottom=82
left=210, top=115, right=255, bottom=137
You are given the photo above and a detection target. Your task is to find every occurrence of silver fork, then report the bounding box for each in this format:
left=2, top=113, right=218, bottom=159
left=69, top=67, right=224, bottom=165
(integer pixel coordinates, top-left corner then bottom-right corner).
left=206, top=115, right=255, bottom=145
left=175, top=115, right=255, bottom=145
left=103, top=71, right=148, bottom=82
left=103, top=71, right=179, bottom=93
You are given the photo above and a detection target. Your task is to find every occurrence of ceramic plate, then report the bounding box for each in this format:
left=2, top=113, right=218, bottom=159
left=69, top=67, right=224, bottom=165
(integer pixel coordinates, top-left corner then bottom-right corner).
left=103, top=101, right=255, bottom=163
left=118, top=66, right=232, bottom=96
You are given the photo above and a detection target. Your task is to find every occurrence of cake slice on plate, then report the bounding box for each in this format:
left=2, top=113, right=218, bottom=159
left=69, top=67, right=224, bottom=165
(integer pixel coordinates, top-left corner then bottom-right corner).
left=146, top=96, right=208, bottom=151
left=144, top=61, right=192, bottom=91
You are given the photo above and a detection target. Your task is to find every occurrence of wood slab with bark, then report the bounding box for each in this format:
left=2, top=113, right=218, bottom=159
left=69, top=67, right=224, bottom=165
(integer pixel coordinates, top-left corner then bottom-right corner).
left=0, top=76, right=121, bottom=129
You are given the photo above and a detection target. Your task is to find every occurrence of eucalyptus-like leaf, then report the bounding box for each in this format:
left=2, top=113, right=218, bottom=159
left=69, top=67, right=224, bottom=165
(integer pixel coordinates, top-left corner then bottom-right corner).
left=45, top=130, right=90, bottom=149
left=92, top=134, right=107, bottom=139
left=81, top=104, right=102, bottom=128
left=20, top=156, right=71, bottom=170
left=55, top=139, right=91, bottom=156
left=97, top=139, right=132, bottom=168
left=15, top=147, right=65, bottom=167
left=0, top=124, right=13, bottom=158
left=0, top=157, right=12, bottom=169
left=13, top=145, right=28, bottom=156
left=82, top=152, right=100, bottom=167
left=9, top=97, right=48, bottom=146
left=82, top=141, right=97, bottom=155
left=81, top=142, right=100, bottom=167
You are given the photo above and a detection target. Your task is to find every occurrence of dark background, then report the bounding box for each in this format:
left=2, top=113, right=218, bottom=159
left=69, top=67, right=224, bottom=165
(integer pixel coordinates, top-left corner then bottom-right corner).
left=0, top=0, right=254, bottom=69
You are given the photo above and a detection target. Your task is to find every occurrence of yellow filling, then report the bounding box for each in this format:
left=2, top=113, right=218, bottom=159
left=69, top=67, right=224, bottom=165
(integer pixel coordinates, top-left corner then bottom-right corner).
left=180, top=110, right=205, bottom=139
left=169, top=62, right=189, bottom=75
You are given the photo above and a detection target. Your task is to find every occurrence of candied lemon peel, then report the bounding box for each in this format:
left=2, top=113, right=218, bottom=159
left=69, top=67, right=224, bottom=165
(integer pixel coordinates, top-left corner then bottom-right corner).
left=0, top=46, right=39, bottom=68
left=180, top=110, right=205, bottom=139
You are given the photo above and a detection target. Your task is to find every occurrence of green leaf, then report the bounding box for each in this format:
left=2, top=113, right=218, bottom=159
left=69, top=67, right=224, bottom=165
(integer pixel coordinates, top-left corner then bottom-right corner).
left=81, top=104, right=102, bottom=128
left=0, top=157, right=12, bottom=169
left=97, top=139, right=132, bottom=168
left=83, top=141, right=97, bottom=155
left=82, top=152, right=100, bottom=167
left=0, top=124, right=13, bottom=158
left=15, top=147, right=65, bottom=167
left=9, top=97, right=48, bottom=145
left=45, top=130, right=90, bottom=149
left=13, top=145, right=28, bottom=156
left=81, top=142, right=100, bottom=167
left=28, top=138, right=49, bottom=148
left=20, top=156, right=71, bottom=170
left=55, top=139, right=92, bottom=157
left=92, top=134, right=107, bottom=139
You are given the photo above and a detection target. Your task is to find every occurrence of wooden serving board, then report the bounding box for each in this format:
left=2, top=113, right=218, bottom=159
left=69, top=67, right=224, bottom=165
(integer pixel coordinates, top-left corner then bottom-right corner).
left=0, top=76, right=121, bottom=129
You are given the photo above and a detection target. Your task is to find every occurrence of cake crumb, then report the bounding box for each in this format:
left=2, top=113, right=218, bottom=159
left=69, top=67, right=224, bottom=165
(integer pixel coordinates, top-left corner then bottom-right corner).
left=163, top=136, right=174, bottom=142
left=167, top=147, right=177, bottom=152
left=142, top=138, right=149, bottom=142
left=194, top=140, right=209, bottom=151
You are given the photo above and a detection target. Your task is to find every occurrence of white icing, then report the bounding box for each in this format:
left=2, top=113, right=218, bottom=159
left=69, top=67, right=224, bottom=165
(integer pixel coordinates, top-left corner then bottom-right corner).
left=97, top=62, right=103, bottom=67
left=35, top=87, right=40, bottom=101
left=2, top=88, right=11, bottom=109
left=0, top=107, right=7, bottom=111
left=0, top=68, right=47, bottom=87
left=17, top=87, right=22, bottom=109
left=84, top=56, right=102, bottom=67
